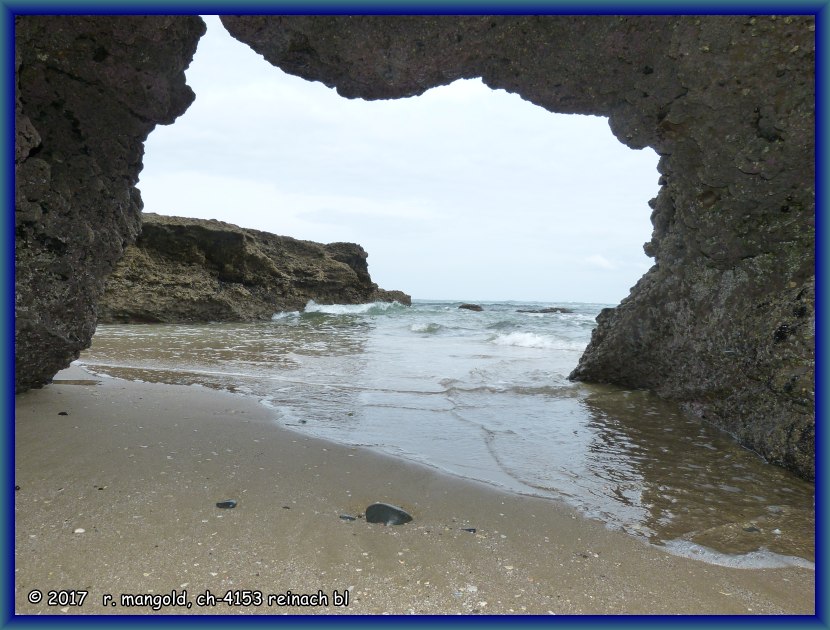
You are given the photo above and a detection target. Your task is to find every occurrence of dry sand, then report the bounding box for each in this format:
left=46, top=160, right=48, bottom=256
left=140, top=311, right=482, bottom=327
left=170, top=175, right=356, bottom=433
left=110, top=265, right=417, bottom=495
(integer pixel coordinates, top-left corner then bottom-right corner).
left=14, top=366, right=815, bottom=616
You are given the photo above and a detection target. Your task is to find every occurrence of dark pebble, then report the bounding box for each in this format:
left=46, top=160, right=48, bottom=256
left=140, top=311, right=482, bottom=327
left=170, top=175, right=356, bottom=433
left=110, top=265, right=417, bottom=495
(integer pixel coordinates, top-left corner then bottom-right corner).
left=339, top=514, right=357, bottom=521
left=365, top=502, right=413, bottom=526
left=15, top=485, right=20, bottom=491
left=461, top=528, right=477, bottom=534
left=282, top=505, right=291, bottom=509
left=58, top=411, right=69, bottom=416
left=216, top=500, right=237, bottom=509
left=743, top=526, right=761, bottom=533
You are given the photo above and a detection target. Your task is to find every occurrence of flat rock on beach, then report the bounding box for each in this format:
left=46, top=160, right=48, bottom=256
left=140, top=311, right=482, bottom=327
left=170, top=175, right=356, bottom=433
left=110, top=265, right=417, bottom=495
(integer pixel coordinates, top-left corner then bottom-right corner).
left=365, top=503, right=413, bottom=526
left=13, top=366, right=815, bottom=615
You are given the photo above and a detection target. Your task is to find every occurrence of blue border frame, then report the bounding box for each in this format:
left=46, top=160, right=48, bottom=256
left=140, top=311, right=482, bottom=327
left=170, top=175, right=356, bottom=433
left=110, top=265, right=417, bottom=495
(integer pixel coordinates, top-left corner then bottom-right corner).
left=2, top=0, right=829, bottom=14
left=4, top=1, right=826, bottom=628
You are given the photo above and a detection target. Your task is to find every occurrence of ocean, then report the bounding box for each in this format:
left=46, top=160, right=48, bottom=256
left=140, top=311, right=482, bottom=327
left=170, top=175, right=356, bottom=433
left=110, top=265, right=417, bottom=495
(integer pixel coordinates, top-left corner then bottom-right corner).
left=77, top=299, right=814, bottom=569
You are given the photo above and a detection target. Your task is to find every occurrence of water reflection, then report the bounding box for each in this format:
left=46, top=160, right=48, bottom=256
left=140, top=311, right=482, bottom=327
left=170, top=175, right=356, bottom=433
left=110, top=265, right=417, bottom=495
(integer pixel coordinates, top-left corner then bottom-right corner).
left=578, top=386, right=814, bottom=561
left=83, top=317, right=373, bottom=431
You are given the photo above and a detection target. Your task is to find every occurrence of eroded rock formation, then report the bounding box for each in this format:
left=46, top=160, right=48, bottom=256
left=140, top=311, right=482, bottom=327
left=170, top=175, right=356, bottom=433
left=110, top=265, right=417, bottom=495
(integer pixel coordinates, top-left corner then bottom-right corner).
left=15, top=15, right=814, bottom=479
left=15, top=16, right=205, bottom=392
left=219, top=15, right=815, bottom=480
left=97, top=213, right=410, bottom=323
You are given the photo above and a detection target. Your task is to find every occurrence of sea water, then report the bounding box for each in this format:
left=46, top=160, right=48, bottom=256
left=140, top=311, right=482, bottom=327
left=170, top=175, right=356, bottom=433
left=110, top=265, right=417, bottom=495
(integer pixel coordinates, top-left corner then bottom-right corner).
left=77, top=300, right=815, bottom=569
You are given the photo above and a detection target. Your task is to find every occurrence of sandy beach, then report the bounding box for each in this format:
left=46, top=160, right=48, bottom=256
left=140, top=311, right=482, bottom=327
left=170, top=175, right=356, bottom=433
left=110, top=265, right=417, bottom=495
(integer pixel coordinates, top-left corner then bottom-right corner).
left=14, top=366, right=814, bottom=615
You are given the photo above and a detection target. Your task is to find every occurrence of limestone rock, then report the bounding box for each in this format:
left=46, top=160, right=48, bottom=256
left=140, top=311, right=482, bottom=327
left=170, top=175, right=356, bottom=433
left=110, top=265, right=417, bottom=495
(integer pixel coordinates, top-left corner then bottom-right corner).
left=97, top=213, right=411, bottom=323
left=370, top=289, right=412, bottom=305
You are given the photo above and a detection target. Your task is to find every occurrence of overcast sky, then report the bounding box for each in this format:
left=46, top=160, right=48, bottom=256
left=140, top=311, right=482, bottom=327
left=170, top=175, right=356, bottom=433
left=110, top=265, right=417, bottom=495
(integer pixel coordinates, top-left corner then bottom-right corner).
left=139, top=15, right=660, bottom=304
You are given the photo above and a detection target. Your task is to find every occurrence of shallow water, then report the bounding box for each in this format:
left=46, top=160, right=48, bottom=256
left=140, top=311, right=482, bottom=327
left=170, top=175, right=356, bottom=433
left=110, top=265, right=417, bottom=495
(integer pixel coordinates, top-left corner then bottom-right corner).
left=78, top=300, right=815, bottom=568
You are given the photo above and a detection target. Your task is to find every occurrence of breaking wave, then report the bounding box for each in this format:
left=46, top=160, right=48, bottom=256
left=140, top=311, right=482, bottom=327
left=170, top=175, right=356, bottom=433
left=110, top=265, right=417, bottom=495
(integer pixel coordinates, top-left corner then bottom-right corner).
left=489, top=331, right=585, bottom=351
left=302, top=300, right=407, bottom=316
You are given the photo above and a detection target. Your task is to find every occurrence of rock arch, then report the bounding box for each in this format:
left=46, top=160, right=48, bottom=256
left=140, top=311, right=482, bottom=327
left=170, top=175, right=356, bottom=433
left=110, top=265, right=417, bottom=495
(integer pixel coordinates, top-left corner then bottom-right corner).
left=15, top=15, right=815, bottom=479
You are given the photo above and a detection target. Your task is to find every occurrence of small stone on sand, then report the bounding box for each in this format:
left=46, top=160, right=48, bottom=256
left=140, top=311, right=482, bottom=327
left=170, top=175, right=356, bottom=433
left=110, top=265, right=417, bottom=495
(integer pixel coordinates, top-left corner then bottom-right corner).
left=365, top=502, right=413, bottom=525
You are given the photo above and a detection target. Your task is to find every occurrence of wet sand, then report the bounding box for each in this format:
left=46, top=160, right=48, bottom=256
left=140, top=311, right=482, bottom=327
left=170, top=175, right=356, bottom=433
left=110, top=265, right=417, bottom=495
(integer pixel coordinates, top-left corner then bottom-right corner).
left=14, top=367, right=814, bottom=615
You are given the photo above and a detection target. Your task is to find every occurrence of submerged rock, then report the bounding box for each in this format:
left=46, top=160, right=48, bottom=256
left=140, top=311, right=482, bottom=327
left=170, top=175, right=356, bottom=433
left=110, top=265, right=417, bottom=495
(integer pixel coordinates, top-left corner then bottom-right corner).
left=458, top=304, right=483, bottom=312
left=365, top=502, right=413, bottom=525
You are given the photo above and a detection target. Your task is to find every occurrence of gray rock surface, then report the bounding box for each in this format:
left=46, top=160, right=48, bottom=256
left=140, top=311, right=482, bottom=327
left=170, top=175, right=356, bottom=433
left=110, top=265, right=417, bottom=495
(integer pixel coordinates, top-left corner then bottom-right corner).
left=365, top=503, right=413, bottom=526
left=15, top=15, right=814, bottom=479
left=15, top=16, right=205, bottom=392
left=97, top=213, right=410, bottom=323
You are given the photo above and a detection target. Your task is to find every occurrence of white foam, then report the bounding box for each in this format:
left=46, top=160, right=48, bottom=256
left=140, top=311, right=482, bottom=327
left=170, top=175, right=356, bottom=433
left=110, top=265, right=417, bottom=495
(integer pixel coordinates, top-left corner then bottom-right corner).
left=410, top=322, right=443, bottom=333
left=490, top=332, right=585, bottom=351
left=303, top=300, right=403, bottom=315
left=271, top=310, right=300, bottom=320
left=661, top=539, right=815, bottom=570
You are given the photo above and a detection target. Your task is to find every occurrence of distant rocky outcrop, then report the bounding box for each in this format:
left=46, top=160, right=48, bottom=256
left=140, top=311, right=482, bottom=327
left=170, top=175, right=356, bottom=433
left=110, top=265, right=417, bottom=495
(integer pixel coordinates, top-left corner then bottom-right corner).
left=458, top=303, right=483, bottom=312
left=97, top=213, right=410, bottom=323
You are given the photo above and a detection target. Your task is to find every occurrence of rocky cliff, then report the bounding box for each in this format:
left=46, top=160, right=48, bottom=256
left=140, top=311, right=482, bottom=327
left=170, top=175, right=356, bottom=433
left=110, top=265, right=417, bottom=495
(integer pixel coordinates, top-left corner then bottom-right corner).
left=97, top=213, right=410, bottom=323
left=15, top=16, right=815, bottom=479
left=219, top=15, right=816, bottom=480
left=15, top=16, right=206, bottom=392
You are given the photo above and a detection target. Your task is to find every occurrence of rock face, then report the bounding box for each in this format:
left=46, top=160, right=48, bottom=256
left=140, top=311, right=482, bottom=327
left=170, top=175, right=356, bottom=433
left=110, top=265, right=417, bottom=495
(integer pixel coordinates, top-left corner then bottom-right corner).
left=219, top=15, right=815, bottom=480
left=15, top=16, right=205, bottom=392
left=15, top=16, right=814, bottom=479
left=97, top=213, right=411, bottom=323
